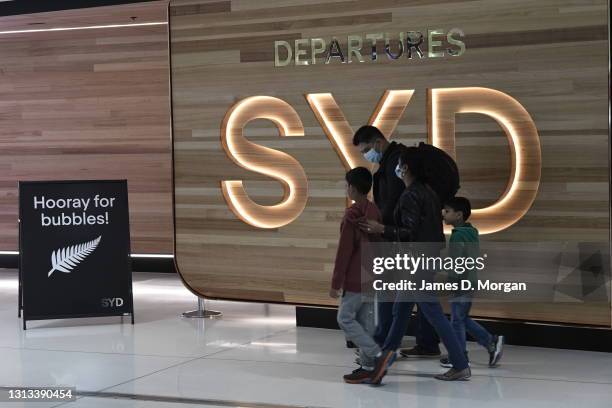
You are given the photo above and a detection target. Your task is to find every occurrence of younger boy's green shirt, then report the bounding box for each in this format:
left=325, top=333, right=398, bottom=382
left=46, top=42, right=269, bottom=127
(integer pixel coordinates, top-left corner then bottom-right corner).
left=448, top=223, right=480, bottom=287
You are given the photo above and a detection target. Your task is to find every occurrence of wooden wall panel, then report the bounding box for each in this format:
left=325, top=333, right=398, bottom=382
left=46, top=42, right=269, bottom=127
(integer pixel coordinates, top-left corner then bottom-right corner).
left=0, top=1, right=173, bottom=253
left=171, top=0, right=610, bottom=326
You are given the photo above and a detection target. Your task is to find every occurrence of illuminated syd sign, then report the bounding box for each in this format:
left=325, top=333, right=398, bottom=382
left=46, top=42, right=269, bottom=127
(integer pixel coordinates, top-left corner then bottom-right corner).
left=220, top=87, right=541, bottom=235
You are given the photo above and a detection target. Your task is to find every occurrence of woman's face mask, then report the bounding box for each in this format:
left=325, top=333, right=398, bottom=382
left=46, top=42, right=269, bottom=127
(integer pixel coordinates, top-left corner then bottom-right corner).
left=395, top=164, right=405, bottom=179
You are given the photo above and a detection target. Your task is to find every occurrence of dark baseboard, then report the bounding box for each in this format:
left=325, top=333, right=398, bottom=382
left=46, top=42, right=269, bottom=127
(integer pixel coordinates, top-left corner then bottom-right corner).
left=0, top=253, right=176, bottom=273
left=0, top=254, right=18, bottom=269
left=0, top=0, right=157, bottom=17
left=296, top=306, right=612, bottom=353
left=131, top=256, right=176, bottom=273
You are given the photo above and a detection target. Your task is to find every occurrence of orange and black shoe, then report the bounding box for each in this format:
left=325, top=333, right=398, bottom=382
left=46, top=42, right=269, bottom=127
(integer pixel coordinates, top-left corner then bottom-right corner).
left=343, top=367, right=373, bottom=384
left=369, top=350, right=395, bottom=385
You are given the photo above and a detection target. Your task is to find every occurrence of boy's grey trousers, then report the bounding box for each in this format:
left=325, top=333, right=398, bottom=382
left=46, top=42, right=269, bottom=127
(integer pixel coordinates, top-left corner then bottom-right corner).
left=337, top=291, right=381, bottom=370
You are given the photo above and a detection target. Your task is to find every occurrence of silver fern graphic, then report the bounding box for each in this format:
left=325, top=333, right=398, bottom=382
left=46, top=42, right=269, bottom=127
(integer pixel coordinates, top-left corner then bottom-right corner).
left=48, top=236, right=102, bottom=277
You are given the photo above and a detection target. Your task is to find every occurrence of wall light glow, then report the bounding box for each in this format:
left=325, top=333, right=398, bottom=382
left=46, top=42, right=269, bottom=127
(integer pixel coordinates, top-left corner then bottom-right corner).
left=0, top=22, right=167, bottom=36
left=0, top=251, right=172, bottom=258
left=221, top=96, right=308, bottom=229
left=428, top=87, right=541, bottom=234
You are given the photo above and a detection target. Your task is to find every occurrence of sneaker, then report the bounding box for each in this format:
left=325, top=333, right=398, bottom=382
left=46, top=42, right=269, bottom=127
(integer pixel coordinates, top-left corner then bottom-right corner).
left=440, top=355, right=470, bottom=369
left=343, top=367, right=373, bottom=384
left=488, top=335, right=505, bottom=367
left=399, top=346, right=441, bottom=358
left=346, top=340, right=357, bottom=349
left=439, top=356, right=452, bottom=368
left=434, top=367, right=471, bottom=381
left=369, top=350, right=395, bottom=385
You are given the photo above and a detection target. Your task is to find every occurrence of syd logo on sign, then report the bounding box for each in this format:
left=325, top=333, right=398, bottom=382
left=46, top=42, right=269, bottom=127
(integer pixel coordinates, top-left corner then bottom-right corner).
left=101, top=297, right=124, bottom=308
left=220, top=87, right=542, bottom=235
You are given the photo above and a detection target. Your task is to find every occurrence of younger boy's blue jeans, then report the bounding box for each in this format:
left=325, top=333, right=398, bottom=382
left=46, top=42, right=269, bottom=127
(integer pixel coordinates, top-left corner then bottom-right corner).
left=450, top=295, right=493, bottom=353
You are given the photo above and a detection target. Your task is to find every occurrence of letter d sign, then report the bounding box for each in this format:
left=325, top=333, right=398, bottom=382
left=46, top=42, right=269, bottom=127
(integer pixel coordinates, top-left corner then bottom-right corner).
left=429, top=87, right=541, bottom=234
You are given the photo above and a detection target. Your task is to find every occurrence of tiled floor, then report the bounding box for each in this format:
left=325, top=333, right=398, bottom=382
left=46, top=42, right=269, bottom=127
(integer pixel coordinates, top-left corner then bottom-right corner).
left=1, top=270, right=611, bottom=408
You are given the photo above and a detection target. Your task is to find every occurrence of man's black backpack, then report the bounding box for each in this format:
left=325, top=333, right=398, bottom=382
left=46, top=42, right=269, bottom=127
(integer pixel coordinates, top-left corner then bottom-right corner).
left=417, top=142, right=460, bottom=205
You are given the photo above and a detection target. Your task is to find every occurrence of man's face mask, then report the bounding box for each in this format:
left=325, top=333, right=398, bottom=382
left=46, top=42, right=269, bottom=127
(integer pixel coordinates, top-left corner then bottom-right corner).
left=363, top=142, right=383, bottom=163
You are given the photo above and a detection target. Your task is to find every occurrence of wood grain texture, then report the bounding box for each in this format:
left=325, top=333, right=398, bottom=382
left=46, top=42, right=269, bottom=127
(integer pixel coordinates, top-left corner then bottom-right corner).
left=171, top=0, right=610, bottom=325
left=0, top=1, right=173, bottom=253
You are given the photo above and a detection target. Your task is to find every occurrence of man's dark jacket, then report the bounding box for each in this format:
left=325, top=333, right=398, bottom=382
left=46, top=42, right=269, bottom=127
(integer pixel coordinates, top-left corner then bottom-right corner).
left=373, top=141, right=406, bottom=226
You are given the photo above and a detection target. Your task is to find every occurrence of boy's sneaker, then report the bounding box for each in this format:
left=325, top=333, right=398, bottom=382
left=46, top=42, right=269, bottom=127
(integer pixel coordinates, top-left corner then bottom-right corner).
left=434, top=367, right=471, bottom=381
left=369, top=350, right=395, bottom=385
left=343, top=367, right=373, bottom=384
left=400, top=345, right=441, bottom=358
left=488, top=335, right=505, bottom=367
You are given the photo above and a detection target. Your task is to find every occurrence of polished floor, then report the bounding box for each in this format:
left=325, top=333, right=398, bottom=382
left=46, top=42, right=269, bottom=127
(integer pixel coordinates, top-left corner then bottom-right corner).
left=1, top=271, right=611, bottom=408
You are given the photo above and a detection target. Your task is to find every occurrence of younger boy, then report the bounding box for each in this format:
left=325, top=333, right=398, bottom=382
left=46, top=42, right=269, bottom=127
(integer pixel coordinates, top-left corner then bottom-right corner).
left=330, top=167, right=383, bottom=384
left=442, top=197, right=504, bottom=368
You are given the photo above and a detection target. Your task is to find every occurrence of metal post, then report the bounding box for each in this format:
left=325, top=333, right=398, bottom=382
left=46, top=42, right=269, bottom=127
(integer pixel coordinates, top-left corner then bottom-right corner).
left=181, top=297, right=222, bottom=318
